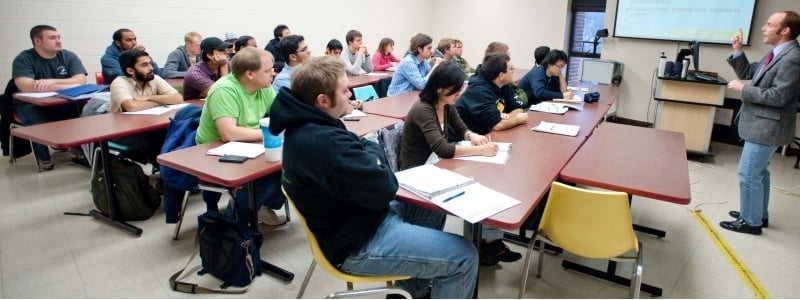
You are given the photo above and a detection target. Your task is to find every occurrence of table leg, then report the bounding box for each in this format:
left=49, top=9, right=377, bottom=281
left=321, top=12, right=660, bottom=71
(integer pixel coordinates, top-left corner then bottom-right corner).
left=66, top=140, right=142, bottom=236
left=464, top=221, right=482, bottom=299
left=561, top=260, right=662, bottom=296
left=246, top=181, right=294, bottom=282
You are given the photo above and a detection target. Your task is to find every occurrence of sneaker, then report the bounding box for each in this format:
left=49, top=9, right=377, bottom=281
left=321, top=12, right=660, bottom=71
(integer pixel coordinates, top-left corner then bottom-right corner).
left=258, top=207, right=287, bottom=226
left=482, top=239, right=522, bottom=263
left=39, top=160, right=55, bottom=172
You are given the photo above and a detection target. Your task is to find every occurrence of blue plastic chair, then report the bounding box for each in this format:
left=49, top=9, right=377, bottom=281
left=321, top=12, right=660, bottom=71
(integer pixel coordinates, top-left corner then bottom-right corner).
left=353, top=85, right=379, bottom=102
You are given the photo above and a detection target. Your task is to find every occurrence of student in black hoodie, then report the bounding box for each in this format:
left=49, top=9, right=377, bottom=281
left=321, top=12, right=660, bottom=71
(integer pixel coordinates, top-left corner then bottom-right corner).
left=264, top=24, right=289, bottom=72
left=270, top=56, right=478, bottom=299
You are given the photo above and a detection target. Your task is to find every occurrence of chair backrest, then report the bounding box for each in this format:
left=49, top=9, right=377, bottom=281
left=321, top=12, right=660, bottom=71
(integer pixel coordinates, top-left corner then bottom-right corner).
left=353, top=85, right=379, bottom=102
left=281, top=186, right=410, bottom=284
left=94, top=72, right=104, bottom=85
left=539, top=182, right=638, bottom=259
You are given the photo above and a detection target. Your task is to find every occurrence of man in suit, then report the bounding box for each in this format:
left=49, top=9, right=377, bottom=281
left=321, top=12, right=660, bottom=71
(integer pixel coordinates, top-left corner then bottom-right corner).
left=722, top=10, right=800, bottom=235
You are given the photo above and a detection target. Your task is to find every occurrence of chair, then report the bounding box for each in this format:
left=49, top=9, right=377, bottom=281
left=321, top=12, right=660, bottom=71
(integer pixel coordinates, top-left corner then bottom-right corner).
left=281, top=186, right=411, bottom=299
left=519, top=182, right=643, bottom=298
left=94, top=72, right=104, bottom=85
left=353, top=85, right=379, bottom=102
left=8, top=113, right=39, bottom=170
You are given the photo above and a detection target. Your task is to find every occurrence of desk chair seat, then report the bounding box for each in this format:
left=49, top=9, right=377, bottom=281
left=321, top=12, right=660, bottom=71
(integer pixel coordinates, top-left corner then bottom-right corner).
left=519, top=182, right=643, bottom=298
left=94, top=72, right=104, bottom=85
left=353, top=86, right=379, bottom=102
left=282, top=186, right=411, bottom=299
left=8, top=113, right=41, bottom=170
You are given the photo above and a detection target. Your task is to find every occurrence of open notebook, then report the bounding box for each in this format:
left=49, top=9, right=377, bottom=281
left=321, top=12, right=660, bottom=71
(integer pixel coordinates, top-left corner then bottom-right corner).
left=529, top=102, right=582, bottom=114
left=531, top=121, right=580, bottom=136
left=395, top=164, right=520, bottom=223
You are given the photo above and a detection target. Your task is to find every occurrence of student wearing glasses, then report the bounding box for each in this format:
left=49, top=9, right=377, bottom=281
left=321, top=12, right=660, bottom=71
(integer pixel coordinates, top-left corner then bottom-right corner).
left=272, top=35, right=311, bottom=92
left=518, top=49, right=575, bottom=105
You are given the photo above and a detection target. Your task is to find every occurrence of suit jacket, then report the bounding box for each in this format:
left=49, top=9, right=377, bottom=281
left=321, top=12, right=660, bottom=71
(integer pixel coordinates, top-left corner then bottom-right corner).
left=728, top=40, right=800, bottom=146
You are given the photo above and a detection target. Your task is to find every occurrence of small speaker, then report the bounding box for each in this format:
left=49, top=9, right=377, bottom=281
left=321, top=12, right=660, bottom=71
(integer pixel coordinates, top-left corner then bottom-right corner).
left=672, top=61, right=683, bottom=77
left=665, top=61, right=675, bottom=76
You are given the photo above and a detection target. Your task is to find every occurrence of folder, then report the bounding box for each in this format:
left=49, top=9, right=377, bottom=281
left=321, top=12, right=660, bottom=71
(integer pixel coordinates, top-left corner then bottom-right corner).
left=56, top=84, right=107, bottom=100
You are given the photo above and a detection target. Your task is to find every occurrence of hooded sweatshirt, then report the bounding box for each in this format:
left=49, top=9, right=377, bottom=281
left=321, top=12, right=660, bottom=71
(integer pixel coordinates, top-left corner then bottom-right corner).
left=454, top=64, right=522, bottom=135
left=269, top=87, right=398, bottom=265
left=100, top=43, right=162, bottom=84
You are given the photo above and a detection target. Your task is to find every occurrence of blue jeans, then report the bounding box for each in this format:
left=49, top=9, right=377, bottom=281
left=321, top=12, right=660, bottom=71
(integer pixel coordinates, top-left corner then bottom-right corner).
left=16, top=101, right=80, bottom=162
left=201, top=171, right=285, bottom=227
left=340, top=201, right=478, bottom=299
left=737, top=141, right=776, bottom=226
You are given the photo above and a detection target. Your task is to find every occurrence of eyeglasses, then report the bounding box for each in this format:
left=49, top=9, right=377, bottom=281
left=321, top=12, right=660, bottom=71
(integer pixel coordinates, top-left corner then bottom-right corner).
left=295, top=46, right=309, bottom=54
left=554, top=63, right=566, bottom=69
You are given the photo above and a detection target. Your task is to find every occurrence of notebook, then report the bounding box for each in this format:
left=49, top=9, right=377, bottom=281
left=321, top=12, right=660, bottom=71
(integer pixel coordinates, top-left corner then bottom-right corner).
left=205, top=142, right=264, bottom=159
left=529, top=102, right=582, bottom=114
left=56, top=84, right=107, bottom=100
left=395, top=165, right=520, bottom=223
left=531, top=121, right=580, bottom=136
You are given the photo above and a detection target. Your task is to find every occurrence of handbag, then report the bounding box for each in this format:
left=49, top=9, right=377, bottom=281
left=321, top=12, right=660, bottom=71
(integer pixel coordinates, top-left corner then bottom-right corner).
left=170, top=210, right=261, bottom=293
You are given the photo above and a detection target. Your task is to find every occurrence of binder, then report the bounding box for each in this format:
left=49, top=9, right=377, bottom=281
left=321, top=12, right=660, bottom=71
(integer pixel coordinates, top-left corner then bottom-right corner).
left=56, top=84, right=107, bottom=100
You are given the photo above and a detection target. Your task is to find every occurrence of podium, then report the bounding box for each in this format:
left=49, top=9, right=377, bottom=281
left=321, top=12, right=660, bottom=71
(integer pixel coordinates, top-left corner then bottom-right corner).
left=655, top=73, right=727, bottom=155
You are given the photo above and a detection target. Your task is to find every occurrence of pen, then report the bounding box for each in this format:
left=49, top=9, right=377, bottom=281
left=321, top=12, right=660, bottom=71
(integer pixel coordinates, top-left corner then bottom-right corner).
left=442, top=191, right=465, bottom=203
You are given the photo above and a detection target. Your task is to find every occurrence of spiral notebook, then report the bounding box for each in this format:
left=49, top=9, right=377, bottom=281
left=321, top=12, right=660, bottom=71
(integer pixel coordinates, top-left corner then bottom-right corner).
left=395, top=164, right=520, bottom=223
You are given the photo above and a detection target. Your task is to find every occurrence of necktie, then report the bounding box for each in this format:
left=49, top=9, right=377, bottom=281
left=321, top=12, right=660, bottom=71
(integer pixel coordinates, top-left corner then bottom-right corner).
left=758, top=51, right=774, bottom=77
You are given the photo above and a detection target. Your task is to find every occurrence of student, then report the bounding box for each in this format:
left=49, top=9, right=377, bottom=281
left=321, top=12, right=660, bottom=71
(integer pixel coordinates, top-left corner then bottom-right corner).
left=453, top=52, right=525, bottom=265
left=430, top=38, right=455, bottom=63
left=533, top=46, right=550, bottom=66
left=12, top=25, right=88, bottom=171
left=163, top=31, right=202, bottom=78
left=272, top=35, right=311, bottom=92
left=324, top=39, right=343, bottom=58
left=195, top=47, right=287, bottom=226
left=453, top=39, right=474, bottom=73
left=269, top=55, right=478, bottom=298
left=109, top=49, right=182, bottom=166
left=234, top=35, right=258, bottom=53
left=386, top=33, right=442, bottom=96
left=264, top=24, right=290, bottom=72
left=721, top=11, right=800, bottom=235
left=101, top=28, right=162, bottom=84
left=183, top=37, right=232, bottom=100
left=518, top=49, right=575, bottom=105
left=341, top=30, right=374, bottom=75
left=372, top=37, right=400, bottom=71
left=401, top=61, right=498, bottom=170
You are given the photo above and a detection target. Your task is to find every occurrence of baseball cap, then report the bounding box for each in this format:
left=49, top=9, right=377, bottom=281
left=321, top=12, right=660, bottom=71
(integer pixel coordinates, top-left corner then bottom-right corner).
left=201, top=37, right=233, bottom=56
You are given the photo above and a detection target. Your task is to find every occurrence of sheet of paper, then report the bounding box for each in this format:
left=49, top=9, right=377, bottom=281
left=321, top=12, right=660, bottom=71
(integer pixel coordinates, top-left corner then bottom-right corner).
left=342, top=109, right=367, bottom=118
left=15, top=92, right=58, bottom=98
left=530, top=103, right=567, bottom=114
left=121, top=103, right=192, bottom=115
left=205, top=141, right=264, bottom=159
left=531, top=121, right=580, bottom=137
left=365, top=72, right=389, bottom=76
left=554, top=94, right=583, bottom=102
left=453, top=141, right=511, bottom=165
left=431, top=183, right=520, bottom=223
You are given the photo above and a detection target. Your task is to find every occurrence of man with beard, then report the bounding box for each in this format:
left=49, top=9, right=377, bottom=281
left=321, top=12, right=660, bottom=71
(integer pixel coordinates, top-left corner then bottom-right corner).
left=100, top=28, right=162, bottom=84
left=109, top=49, right=183, bottom=166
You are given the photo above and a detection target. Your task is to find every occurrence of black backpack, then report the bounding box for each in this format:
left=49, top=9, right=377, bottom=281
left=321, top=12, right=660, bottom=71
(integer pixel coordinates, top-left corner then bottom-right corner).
left=91, top=158, right=161, bottom=221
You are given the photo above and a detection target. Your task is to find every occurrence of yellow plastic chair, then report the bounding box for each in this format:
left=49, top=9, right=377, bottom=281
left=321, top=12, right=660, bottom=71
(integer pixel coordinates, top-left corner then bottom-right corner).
left=519, top=182, right=643, bottom=298
left=282, top=186, right=412, bottom=299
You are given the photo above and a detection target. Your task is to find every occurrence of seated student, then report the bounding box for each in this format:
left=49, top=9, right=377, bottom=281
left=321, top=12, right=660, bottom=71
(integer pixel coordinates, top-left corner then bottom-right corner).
left=163, top=32, right=202, bottom=78
left=272, top=34, right=311, bottom=92
left=430, top=38, right=455, bottom=65
left=13, top=25, right=88, bottom=171
left=453, top=39, right=474, bottom=73
left=101, top=28, right=162, bottom=84
left=518, top=49, right=575, bottom=105
left=341, top=30, right=374, bottom=75
left=264, top=24, right=290, bottom=72
left=386, top=33, right=442, bottom=96
left=195, top=47, right=287, bottom=226
left=234, top=35, right=258, bottom=54
left=269, top=55, right=478, bottom=299
left=533, top=46, right=550, bottom=66
left=110, top=49, right=183, bottom=166
left=324, top=39, right=343, bottom=58
left=372, top=37, right=400, bottom=71
left=401, top=61, right=498, bottom=170
left=223, top=32, right=238, bottom=59
left=183, top=37, right=232, bottom=100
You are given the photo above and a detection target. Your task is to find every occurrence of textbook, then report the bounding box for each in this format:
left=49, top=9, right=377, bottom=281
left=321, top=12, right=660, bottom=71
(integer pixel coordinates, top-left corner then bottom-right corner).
left=395, top=164, right=520, bottom=223
left=531, top=121, right=580, bottom=137
left=56, top=84, right=107, bottom=100
left=529, top=102, right=582, bottom=114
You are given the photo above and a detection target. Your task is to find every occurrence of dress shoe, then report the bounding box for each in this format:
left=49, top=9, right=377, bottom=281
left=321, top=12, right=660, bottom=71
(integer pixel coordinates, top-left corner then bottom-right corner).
left=720, top=219, right=762, bottom=235
left=728, top=210, right=768, bottom=228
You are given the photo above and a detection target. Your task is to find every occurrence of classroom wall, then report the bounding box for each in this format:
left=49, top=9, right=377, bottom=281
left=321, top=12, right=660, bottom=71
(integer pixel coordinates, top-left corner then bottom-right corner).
left=602, top=0, right=799, bottom=123
left=0, top=0, right=435, bottom=85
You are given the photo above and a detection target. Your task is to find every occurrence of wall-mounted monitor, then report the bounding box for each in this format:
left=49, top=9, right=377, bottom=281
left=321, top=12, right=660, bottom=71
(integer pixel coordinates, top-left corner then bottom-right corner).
left=613, top=0, right=758, bottom=45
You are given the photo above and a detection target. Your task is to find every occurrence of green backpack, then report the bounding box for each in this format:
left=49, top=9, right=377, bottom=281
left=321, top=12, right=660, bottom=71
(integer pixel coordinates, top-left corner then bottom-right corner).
left=91, top=158, right=161, bottom=221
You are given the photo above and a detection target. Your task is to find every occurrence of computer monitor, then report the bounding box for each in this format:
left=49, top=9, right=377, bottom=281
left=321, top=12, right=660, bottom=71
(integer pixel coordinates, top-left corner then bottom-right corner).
left=689, top=40, right=700, bottom=72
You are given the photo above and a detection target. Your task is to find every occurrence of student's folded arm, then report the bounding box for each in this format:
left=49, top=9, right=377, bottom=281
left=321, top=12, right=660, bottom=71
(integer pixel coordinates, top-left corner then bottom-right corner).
left=330, top=138, right=398, bottom=211
left=402, top=63, right=428, bottom=90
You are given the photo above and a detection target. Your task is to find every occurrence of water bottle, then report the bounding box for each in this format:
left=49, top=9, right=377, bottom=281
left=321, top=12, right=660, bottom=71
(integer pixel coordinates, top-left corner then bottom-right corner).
left=259, top=118, right=282, bottom=162
left=658, top=52, right=667, bottom=77
left=681, top=58, right=689, bottom=79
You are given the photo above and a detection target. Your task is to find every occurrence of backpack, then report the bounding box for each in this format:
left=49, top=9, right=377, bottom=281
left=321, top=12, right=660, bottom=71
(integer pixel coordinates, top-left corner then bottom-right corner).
left=160, top=105, right=202, bottom=223
left=170, top=210, right=261, bottom=293
left=91, top=158, right=162, bottom=221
